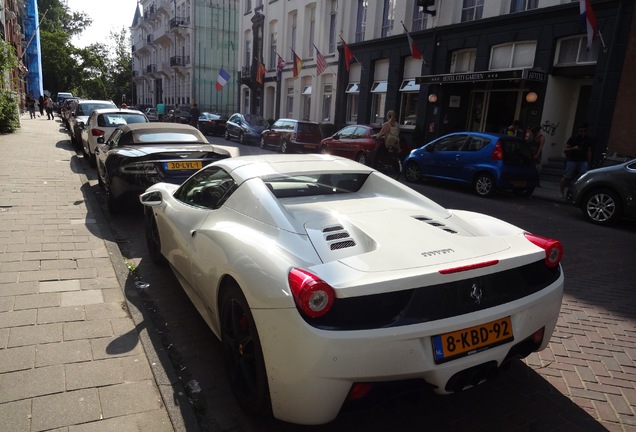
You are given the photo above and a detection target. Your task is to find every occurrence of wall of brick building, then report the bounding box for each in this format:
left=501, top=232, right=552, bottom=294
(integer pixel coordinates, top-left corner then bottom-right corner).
left=607, top=9, right=636, bottom=157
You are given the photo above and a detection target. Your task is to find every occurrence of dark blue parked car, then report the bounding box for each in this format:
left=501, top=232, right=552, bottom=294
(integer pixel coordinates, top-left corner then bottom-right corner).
left=403, top=132, right=539, bottom=197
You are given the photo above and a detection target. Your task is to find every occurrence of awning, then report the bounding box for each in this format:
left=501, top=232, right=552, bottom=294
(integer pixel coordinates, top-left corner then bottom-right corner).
left=371, top=81, right=387, bottom=93
left=345, top=83, right=359, bottom=93
left=400, top=79, right=419, bottom=92
left=303, top=86, right=312, bottom=95
left=417, top=68, right=546, bottom=85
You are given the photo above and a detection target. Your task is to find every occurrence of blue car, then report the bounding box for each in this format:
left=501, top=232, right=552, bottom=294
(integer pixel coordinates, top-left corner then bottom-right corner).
left=403, top=132, right=539, bottom=197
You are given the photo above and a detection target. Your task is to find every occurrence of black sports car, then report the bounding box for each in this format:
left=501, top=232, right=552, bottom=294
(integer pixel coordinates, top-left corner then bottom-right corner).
left=95, top=123, right=231, bottom=213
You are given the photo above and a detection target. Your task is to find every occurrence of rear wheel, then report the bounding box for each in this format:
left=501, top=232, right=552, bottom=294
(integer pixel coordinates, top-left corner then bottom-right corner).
left=582, top=188, right=622, bottom=225
left=473, top=173, right=495, bottom=197
left=224, top=129, right=231, bottom=141
left=403, top=161, right=422, bottom=182
left=239, top=132, right=246, bottom=145
left=220, top=283, right=270, bottom=416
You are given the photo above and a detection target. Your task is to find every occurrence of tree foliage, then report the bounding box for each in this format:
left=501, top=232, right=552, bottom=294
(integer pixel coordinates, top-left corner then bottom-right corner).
left=0, top=40, right=20, bottom=133
left=38, top=0, right=131, bottom=103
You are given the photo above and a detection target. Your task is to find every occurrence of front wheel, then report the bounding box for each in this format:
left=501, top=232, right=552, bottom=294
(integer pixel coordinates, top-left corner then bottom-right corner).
left=145, top=210, right=167, bottom=266
left=582, top=188, right=622, bottom=225
left=220, top=283, right=270, bottom=416
left=239, top=132, right=246, bottom=145
left=403, top=161, right=422, bottom=183
left=473, top=173, right=495, bottom=197
left=224, top=129, right=231, bottom=141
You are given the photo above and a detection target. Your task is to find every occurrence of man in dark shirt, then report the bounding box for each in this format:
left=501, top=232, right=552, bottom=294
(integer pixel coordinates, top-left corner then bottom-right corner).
left=560, top=124, right=593, bottom=198
left=189, top=103, right=201, bottom=127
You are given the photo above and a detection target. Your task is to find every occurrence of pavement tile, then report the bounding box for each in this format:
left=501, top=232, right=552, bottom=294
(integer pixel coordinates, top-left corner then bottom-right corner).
left=8, top=322, right=63, bottom=348
left=0, top=364, right=65, bottom=403
left=593, top=400, right=620, bottom=423
left=0, top=345, right=35, bottom=373
left=0, top=328, right=8, bottom=348
left=40, top=259, right=79, bottom=270
left=35, top=340, right=92, bottom=367
left=90, top=334, right=143, bottom=360
left=607, top=393, right=634, bottom=416
left=102, top=288, right=126, bottom=303
left=122, top=355, right=154, bottom=382
left=23, top=251, right=59, bottom=260
left=80, top=277, right=120, bottom=291
left=0, top=272, right=19, bottom=284
left=31, top=388, right=101, bottom=432
left=111, top=317, right=136, bottom=335
left=39, top=279, right=81, bottom=293
left=60, top=290, right=104, bottom=307
left=84, top=303, right=129, bottom=321
left=0, top=309, right=37, bottom=328
left=67, top=410, right=173, bottom=432
left=63, top=319, right=113, bottom=341
left=65, top=358, right=125, bottom=390
left=0, top=252, right=23, bottom=263
left=0, top=399, right=32, bottom=432
left=13, top=292, right=61, bottom=310
left=1, top=260, right=42, bottom=272
left=0, top=281, right=38, bottom=297
left=99, top=381, right=164, bottom=419
left=0, top=296, right=14, bottom=312
left=38, top=305, right=85, bottom=324
left=18, top=269, right=60, bottom=282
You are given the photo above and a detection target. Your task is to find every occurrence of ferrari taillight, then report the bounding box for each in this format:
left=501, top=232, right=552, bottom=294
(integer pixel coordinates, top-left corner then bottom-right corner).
left=91, top=128, right=105, bottom=137
left=524, top=233, right=563, bottom=268
left=288, top=268, right=335, bottom=318
left=491, top=141, right=503, bottom=160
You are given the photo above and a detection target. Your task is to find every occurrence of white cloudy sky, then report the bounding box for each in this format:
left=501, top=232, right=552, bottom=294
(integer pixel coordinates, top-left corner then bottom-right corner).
left=66, top=0, right=139, bottom=48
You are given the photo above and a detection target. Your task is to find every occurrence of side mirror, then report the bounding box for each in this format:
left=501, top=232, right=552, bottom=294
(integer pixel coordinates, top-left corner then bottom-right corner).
left=332, top=134, right=340, bottom=140
left=139, top=190, right=163, bottom=206
left=77, top=121, right=85, bottom=129
left=97, top=136, right=105, bottom=144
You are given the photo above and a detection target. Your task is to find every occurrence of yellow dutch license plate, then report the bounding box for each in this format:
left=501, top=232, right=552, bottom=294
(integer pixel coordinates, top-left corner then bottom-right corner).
left=166, top=161, right=203, bottom=171
left=432, top=316, right=514, bottom=364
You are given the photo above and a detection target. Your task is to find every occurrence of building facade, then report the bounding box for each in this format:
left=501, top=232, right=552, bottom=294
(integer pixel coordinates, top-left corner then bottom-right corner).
left=131, top=0, right=239, bottom=115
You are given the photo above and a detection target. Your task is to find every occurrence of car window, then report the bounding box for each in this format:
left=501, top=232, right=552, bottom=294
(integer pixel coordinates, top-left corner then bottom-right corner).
left=134, top=132, right=201, bottom=143
left=262, top=172, right=369, bottom=198
left=244, top=115, right=268, bottom=126
left=298, top=123, right=320, bottom=134
left=175, top=167, right=236, bottom=209
left=501, top=138, right=533, bottom=161
left=107, top=129, right=123, bottom=146
left=102, top=113, right=148, bottom=126
left=465, top=136, right=490, bottom=151
left=432, top=135, right=468, bottom=152
left=338, top=126, right=357, bottom=138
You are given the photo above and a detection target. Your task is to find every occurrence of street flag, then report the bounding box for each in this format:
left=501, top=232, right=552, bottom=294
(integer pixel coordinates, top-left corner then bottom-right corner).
left=401, top=21, right=422, bottom=60
left=256, top=61, right=266, bottom=84
left=579, top=0, right=598, bottom=50
left=276, top=53, right=285, bottom=80
left=292, top=49, right=303, bottom=79
left=216, top=68, right=230, bottom=91
left=339, top=36, right=354, bottom=72
left=314, top=44, right=328, bottom=76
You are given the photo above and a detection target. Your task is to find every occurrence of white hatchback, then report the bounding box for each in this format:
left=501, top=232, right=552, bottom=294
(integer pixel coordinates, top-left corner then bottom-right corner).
left=80, top=108, right=148, bottom=166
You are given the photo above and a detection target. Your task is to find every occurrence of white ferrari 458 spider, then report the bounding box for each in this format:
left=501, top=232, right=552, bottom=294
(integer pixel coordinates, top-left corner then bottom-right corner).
left=139, top=154, right=564, bottom=425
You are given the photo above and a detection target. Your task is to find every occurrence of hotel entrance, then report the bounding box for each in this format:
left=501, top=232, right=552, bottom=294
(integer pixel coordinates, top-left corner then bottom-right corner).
left=467, top=85, right=526, bottom=134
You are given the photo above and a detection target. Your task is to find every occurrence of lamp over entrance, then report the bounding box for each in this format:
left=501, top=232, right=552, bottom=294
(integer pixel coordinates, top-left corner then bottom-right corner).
left=525, top=91, right=538, bottom=103
left=428, top=93, right=438, bottom=103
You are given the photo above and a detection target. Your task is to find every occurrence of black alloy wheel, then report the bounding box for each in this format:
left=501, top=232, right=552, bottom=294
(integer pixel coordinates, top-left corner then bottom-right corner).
left=220, top=283, right=270, bottom=415
left=239, top=132, right=246, bottom=145
left=260, top=137, right=266, bottom=149
left=224, top=129, right=231, bottom=141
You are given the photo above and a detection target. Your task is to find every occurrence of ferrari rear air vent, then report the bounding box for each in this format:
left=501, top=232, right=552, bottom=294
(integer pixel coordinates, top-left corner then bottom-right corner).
left=323, top=225, right=356, bottom=250
left=414, top=216, right=458, bottom=234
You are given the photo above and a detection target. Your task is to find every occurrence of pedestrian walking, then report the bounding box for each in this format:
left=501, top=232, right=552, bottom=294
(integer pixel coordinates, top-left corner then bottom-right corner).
left=38, top=95, right=45, bottom=117
left=27, top=94, right=36, bottom=119
left=45, top=95, right=54, bottom=120
left=560, top=124, right=593, bottom=199
left=189, top=103, right=201, bottom=127
left=156, top=100, right=165, bottom=122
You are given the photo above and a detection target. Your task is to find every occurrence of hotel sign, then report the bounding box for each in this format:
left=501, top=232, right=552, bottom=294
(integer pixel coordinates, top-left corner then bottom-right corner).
left=417, top=69, right=546, bottom=85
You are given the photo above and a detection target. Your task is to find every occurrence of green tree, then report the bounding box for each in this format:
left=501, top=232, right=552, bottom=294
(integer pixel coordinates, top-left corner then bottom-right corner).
left=0, top=40, right=20, bottom=133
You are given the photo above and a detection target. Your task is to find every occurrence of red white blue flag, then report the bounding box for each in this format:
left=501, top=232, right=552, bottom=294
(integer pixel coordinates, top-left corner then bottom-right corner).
left=313, top=45, right=328, bottom=76
left=216, top=68, right=230, bottom=91
left=579, top=0, right=598, bottom=50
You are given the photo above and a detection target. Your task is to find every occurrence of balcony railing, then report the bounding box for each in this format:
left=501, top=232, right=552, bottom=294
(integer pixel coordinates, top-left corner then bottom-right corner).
left=169, top=16, right=190, bottom=29
left=146, top=34, right=154, bottom=45
left=146, top=64, right=157, bottom=73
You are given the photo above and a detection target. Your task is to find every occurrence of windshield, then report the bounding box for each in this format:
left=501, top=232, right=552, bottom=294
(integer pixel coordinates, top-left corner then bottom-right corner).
left=133, top=132, right=202, bottom=144
left=262, top=172, right=369, bottom=198
left=244, top=115, right=268, bottom=126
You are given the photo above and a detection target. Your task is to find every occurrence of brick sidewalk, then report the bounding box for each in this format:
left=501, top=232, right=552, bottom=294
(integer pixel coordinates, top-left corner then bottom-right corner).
left=0, top=115, right=193, bottom=431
